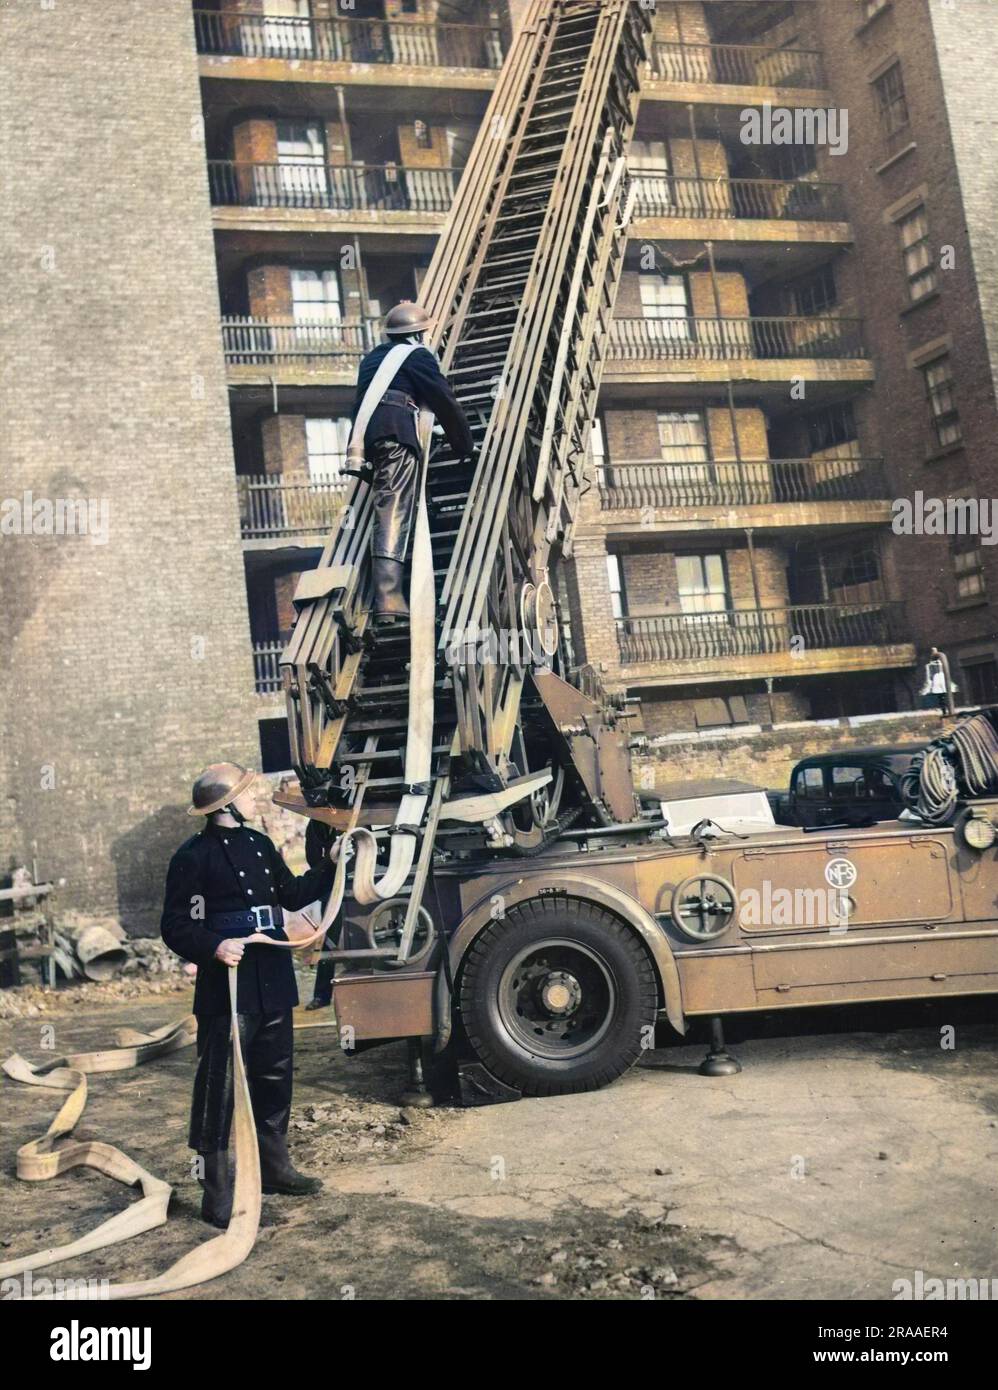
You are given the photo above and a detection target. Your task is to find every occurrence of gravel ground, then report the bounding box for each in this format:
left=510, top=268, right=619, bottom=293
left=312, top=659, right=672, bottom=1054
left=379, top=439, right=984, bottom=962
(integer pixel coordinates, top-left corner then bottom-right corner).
left=1, top=978, right=995, bottom=1300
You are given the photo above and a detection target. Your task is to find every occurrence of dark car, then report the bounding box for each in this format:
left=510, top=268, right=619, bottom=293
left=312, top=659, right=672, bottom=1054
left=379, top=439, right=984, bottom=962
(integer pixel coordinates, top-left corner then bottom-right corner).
left=778, top=746, right=922, bottom=829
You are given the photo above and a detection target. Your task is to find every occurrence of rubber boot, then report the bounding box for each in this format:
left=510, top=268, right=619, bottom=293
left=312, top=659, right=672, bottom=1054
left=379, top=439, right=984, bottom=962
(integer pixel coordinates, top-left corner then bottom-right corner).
left=199, top=1150, right=233, bottom=1229
left=372, top=556, right=409, bottom=623
left=258, top=1132, right=323, bottom=1197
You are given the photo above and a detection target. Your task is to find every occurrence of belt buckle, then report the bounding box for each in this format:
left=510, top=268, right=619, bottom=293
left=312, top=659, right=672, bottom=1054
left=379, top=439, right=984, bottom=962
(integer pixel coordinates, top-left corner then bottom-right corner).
left=252, top=904, right=276, bottom=933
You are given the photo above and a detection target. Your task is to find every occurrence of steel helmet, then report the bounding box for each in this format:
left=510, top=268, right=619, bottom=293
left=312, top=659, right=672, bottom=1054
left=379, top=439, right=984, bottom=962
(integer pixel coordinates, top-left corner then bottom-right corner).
left=384, top=301, right=434, bottom=337
left=188, top=762, right=257, bottom=817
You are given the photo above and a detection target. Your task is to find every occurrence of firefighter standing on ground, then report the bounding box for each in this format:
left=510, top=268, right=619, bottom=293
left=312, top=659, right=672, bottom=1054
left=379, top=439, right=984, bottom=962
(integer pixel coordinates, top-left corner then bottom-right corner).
left=352, top=301, right=475, bottom=623
left=161, top=762, right=334, bottom=1227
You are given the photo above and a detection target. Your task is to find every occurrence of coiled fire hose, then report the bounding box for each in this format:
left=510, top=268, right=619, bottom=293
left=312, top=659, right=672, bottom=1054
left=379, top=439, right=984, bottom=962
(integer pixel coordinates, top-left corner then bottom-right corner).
left=900, top=710, right=998, bottom=824
left=1, top=925, right=330, bottom=1301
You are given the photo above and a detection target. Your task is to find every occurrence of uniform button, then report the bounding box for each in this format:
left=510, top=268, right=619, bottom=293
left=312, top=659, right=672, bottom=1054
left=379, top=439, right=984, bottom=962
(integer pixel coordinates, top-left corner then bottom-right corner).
left=239, top=870, right=245, bottom=877
left=257, top=851, right=263, bottom=858
left=265, top=868, right=271, bottom=876
left=247, top=889, right=254, bottom=896
left=223, top=839, right=229, bottom=845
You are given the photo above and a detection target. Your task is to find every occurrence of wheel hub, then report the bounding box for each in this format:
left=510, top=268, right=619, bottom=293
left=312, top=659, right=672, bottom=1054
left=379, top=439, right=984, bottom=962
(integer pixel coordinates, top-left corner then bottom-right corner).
left=496, top=938, right=616, bottom=1061
left=538, top=970, right=581, bottom=1016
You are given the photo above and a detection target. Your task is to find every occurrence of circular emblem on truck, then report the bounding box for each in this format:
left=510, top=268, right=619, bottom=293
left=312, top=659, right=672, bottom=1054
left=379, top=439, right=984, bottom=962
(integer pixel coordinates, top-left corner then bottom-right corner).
left=824, top=857, right=858, bottom=890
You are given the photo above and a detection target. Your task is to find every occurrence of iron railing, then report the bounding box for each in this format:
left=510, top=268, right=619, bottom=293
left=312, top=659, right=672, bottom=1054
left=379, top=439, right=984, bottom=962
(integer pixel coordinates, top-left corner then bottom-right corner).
left=616, top=602, right=904, bottom=665
left=647, top=40, right=825, bottom=88
left=597, top=456, right=887, bottom=509
left=208, top=160, right=459, bottom=214
left=628, top=172, right=846, bottom=222
left=610, top=315, right=867, bottom=361
left=222, top=317, right=377, bottom=368
left=253, top=641, right=286, bottom=696
left=238, top=472, right=348, bottom=541
left=194, top=10, right=505, bottom=69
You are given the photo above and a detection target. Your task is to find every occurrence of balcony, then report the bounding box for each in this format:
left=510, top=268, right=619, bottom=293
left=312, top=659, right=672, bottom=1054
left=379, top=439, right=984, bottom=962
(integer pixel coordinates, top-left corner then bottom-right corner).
left=209, top=161, right=458, bottom=232
left=253, top=640, right=285, bottom=698
left=194, top=10, right=504, bottom=73
left=238, top=472, right=346, bottom=547
left=628, top=173, right=850, bottom=244
left=645, top=40, right=826, bottom=99
left=223, top=316, right=375, bottom=385
left=610, top=316, right=866, bottom=363
left=606, top=316, right=872, bottom=394
left=615, top=603, right=910, bottom=682
left=598, top=457, right=887, bottom=509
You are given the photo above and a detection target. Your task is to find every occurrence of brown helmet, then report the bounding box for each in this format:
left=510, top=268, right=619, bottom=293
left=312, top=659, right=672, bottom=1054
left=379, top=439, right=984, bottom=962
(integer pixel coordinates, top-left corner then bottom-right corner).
left=384, top=301, right=434, bottom=337
left=188, top=762, right=257, bottom=817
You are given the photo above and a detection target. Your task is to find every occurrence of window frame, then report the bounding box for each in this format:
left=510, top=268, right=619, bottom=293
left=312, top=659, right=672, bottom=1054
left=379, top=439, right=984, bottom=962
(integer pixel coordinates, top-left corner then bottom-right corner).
left=872, top=60, right=910, bottom=138
left=898, top=204, right=936, bottom=303
left=921, top=354, right=962, bottom=449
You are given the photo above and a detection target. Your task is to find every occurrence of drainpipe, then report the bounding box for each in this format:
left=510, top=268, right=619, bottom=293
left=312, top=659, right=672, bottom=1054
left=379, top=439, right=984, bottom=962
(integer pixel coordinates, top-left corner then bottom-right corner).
left=744, top=525, right=766, bottom=706
left=705, top=238, right=724, bottom=358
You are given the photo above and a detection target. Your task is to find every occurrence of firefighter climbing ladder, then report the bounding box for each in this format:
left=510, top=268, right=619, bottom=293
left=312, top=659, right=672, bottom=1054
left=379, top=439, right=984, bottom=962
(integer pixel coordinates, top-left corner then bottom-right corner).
left=281, top=0, right=651, bottom=952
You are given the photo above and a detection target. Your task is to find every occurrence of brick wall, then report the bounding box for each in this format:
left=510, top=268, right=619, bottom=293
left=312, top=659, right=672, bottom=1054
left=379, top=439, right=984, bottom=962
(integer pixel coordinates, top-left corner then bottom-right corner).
left=812, top=0, right=998, bottom=679
left=637, top=708, right=959, bottom=794
left=0, top=0, right=258, bottom=929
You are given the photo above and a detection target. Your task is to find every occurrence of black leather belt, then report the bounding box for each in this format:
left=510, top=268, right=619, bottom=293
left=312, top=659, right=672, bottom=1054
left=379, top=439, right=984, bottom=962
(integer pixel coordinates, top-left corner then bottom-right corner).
left=381, top=389, right=418, bottom=410
left=206, top=905, right=284, bottom=935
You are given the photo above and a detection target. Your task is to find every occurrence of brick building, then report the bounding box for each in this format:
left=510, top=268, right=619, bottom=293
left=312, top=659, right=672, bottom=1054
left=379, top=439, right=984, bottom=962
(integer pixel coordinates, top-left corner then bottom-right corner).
left=3, top=0, right=997, bottom=921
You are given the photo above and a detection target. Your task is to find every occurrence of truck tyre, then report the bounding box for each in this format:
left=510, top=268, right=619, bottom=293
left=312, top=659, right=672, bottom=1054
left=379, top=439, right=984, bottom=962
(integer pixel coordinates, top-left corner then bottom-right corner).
left=458, top=897, right=658, bottom=1096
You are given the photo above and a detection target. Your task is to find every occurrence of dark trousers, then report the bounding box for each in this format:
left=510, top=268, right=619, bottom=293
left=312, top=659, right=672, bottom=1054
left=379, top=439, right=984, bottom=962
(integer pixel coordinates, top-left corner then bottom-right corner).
left=371, top=437, right=419, bottom=562
left=189, top=1011, right=293, bottom=1152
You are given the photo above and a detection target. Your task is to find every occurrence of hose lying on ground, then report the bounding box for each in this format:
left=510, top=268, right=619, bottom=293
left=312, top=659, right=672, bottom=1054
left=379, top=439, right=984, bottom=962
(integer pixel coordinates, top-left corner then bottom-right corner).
left=900, top=710, right=998, bottom=824
left=1, top=922, right=331, bottom=1300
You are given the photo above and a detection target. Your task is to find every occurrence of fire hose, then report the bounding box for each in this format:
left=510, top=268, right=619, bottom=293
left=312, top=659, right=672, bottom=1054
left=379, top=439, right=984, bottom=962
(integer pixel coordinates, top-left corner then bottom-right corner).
left=901, top=710, right=998, bottom=824
left=1, top=926, right=330, bottom=1301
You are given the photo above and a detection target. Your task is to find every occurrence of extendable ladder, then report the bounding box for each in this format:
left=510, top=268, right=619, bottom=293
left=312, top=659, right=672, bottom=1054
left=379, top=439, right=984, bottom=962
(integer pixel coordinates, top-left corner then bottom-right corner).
left=280, top=0, right=650, bottom=952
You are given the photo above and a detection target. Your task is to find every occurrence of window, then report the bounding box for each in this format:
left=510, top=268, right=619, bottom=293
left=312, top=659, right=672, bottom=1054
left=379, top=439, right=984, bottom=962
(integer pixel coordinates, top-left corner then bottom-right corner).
left=657, top=411, right=708, bottom=463
left=922, top=356, right=961, bottom=447
left=795, top=766, right=825, bottom=800
left=692, top=695, right=749, bottom=730
left=639, top=273, right=690, bottom=341
left=961, top=658, right=998, bottom=705
left=898, top=206, right=935, bottom=302
left=807, top=403, right=858, bottom=455
left=873, top=61, right=909, bottom=137
left=606, top=554, right=626, bottom=620
left=791, top=264, right=837, bottom=317
left=589, top=419, right=607, bottom=477
left=830, top=766, right=866, bottom=801
left=629, top=139, right=671, bottom=214
left=824, top=547, right=881, bottom=603
left=401, top=0, right=420, bottom=11
left=275, top=122, right=327, bottom=203
left=277, top=121, right=325, bottom=163
left=952, top=543, right=985, bottom=601
left=676, top=554, right=728, bottom=615
left=413, top=119, right=432, bottom=149
left=291, top=268, right=342, bottom=325
left=775, top=143, right=817, bottom=181
left=305, top=417, right=351, bottom=482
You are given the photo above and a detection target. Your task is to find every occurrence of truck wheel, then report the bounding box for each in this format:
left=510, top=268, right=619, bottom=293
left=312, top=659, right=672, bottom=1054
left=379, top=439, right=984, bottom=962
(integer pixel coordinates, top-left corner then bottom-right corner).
left=459, top=898, right=658, bottom=1096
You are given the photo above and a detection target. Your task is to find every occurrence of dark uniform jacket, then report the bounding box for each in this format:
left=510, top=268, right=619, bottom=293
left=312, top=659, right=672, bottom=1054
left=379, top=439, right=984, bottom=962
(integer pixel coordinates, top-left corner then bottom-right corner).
left=353, top=341, right=474, bottom=458
left=160, top=821, right=333, bottom=1017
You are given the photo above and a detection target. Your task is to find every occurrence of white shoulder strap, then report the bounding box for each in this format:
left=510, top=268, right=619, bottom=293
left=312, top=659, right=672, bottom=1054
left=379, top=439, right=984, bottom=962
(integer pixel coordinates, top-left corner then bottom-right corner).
left=346, top=342, right=421, bottom=464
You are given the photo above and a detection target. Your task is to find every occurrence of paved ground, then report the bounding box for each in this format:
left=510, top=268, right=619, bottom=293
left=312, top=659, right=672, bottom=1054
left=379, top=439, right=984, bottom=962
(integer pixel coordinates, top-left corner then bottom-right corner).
left=1, top=985, right=995, bottom=1300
